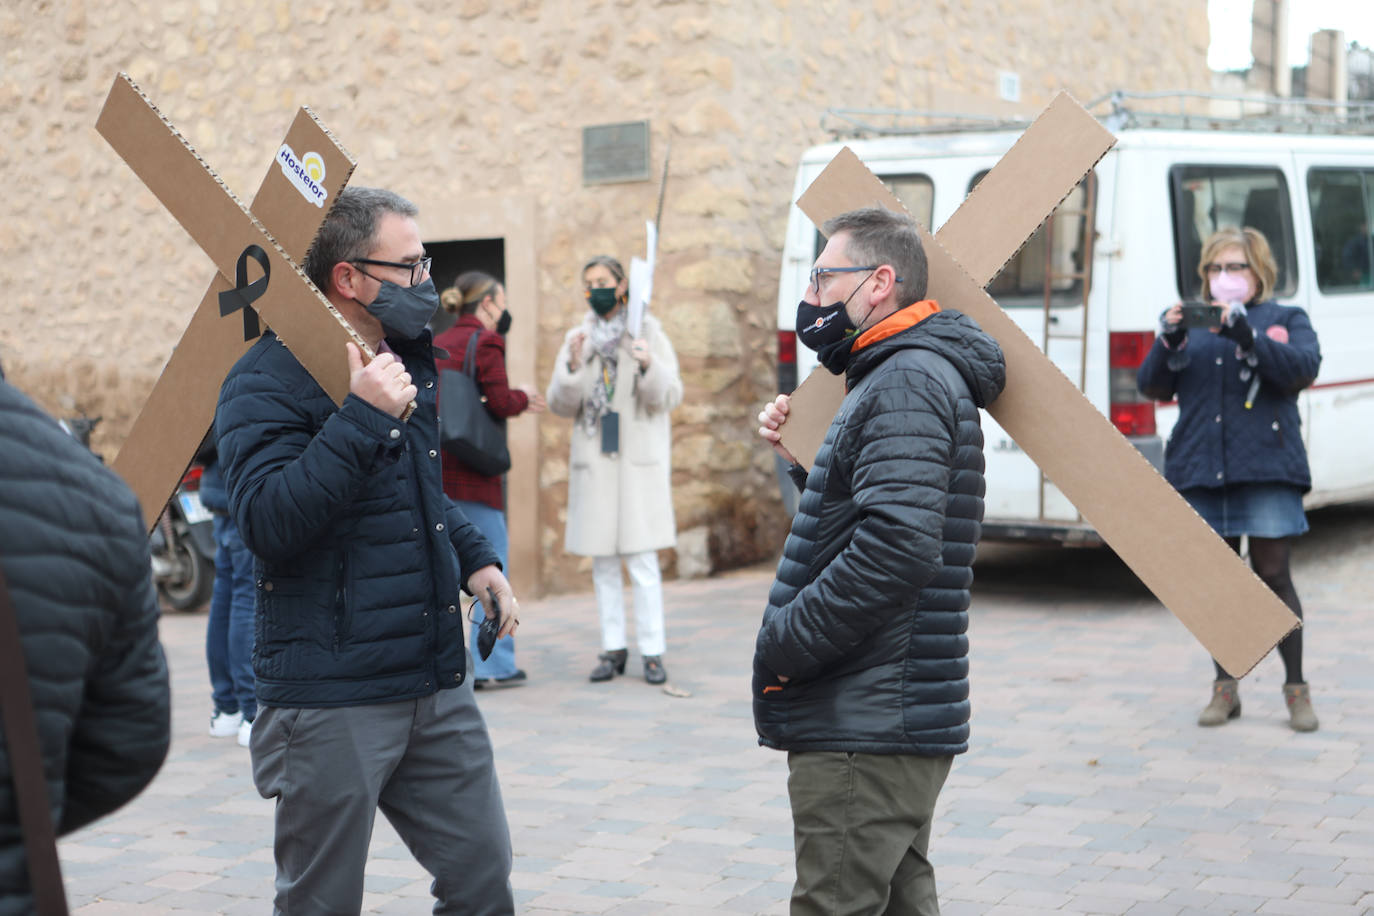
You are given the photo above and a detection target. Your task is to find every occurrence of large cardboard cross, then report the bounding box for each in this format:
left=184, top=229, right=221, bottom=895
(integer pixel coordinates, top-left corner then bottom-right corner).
left=779, top=93, right=1298, bottom=677
left=98, top=74, right=380, bottom=531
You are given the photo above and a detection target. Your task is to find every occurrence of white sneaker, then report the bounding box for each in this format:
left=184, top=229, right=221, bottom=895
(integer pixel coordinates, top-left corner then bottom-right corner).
left=209, top=710, right=243, bottom=738
left=237, top=717, right=254, bottom=748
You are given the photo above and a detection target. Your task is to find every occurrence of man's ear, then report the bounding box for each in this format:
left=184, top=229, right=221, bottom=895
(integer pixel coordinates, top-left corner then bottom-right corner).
left=329, top=261, right=359, bottom=301
left=872, top=264, right=900, bottom=303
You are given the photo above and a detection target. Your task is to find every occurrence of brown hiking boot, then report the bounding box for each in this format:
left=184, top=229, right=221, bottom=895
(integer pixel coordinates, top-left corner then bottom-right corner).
left=1198, top=678, right=1241, bottom=726
left=1283, top=683, right=1319, bottom=732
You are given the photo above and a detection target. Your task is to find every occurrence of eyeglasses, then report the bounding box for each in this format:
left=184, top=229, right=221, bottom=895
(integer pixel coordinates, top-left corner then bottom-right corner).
left=808, top=264, right=906, bottom=292
left=1203, top=261, right=1250, bottom=276
left=352, top=256, right=432, bottom=287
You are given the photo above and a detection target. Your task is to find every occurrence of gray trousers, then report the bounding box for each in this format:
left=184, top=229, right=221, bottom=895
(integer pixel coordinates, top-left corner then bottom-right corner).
left=787, top=751, right=953, bottom=916
left=251, top=685, right=513, bottom=916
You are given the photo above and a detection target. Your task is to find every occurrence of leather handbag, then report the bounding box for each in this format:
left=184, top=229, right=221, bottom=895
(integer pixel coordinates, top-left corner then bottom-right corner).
left=438, top=331, right=511, bottom=477
left=0, top=563, right=71, bottom=915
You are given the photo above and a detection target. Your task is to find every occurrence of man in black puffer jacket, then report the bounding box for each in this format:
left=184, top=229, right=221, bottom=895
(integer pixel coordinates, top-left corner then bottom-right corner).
left=216, top=187, right=519, bottom=914
left=0, top=378, right=170, bottom=914
left=756, top=207, right=1005, bottom=915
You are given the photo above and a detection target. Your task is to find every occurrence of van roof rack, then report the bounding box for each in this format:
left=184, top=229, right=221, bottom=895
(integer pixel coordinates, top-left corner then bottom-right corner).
left=820, top=107, right=1035, bottom=137
left=822, top=90, right=1374, bottom=138
left=1087, top=90, right=1374, bottom=135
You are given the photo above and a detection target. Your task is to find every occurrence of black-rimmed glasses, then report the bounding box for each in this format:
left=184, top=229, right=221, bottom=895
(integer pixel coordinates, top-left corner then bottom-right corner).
left=352, top=256, right=432, bottom=287
left=808, top=265, right=903, bottom=292
left=1203, top=261, right=1249, bottom=276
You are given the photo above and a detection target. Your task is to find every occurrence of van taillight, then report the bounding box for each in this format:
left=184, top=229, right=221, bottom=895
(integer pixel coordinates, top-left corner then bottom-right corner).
left=1108, top=331, right=1156, bottom=436
left=778, top=330, right=798, bottom=394
left=180, top=465, right=204, bottom=491
left=778, top=330, right=796, bottom=365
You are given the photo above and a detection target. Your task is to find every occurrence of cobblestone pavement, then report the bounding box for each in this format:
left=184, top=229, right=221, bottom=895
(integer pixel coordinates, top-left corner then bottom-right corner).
left=60, top=505, right=1374, bottom=915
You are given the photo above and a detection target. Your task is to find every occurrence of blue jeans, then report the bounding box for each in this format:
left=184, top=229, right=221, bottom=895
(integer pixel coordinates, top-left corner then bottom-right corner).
left=207, top=514, right=257, bottom=720
left=455, top=500, right=517, bottom=680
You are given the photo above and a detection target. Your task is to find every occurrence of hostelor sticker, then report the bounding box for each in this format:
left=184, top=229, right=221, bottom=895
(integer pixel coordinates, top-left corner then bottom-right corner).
left=276, top=144, right=328, bottom=207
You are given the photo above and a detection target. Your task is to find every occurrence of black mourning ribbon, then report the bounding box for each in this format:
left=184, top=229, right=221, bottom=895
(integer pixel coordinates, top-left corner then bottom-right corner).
left=218, top=244, right=271, bottom=341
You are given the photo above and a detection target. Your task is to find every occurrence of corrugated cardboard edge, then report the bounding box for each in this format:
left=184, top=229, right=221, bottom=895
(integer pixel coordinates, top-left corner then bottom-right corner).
left=100, top=74, right=362, bottom=528
left=781, top=92, right=1116, bottom=467
left=936, top=92, right=1116, bottom=287
left=97, top=74, right=372, bottom=403
left=917, top=226, right=1297, bottom=677
left=776, top=90, right=1296, bottom=676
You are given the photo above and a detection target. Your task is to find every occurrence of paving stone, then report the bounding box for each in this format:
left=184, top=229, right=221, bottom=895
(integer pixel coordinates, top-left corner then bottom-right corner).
left=49, top=546, right=1374, bottom=914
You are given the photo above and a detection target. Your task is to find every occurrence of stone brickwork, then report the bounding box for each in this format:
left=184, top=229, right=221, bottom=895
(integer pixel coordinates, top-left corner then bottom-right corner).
left=0, top=0, right=1209, bottom=593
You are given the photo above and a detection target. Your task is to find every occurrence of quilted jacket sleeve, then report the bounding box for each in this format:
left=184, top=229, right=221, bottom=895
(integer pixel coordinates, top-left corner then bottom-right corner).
left=1137, top=334, right=1181, bottom=402
left=216, top=359, right=408, bottom=561
left=60, top=516, right=169, bottom=833
left=445, top=498, right=502, bottom=592
left=1252, top=307, right=1321, bottom=393
left=756, top=358, right=956, bottom=681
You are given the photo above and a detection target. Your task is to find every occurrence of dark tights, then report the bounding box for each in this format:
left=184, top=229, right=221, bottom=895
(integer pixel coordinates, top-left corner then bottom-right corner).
left=1214, top=536, right=1304, bottom=684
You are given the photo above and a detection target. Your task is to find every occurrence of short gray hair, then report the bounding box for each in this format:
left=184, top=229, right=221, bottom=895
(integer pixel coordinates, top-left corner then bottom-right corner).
left=581, top=255, right=626, bottom=284
left=304, top=187, right=418, bottom=292
left=822, top=207, right=928, bottom=304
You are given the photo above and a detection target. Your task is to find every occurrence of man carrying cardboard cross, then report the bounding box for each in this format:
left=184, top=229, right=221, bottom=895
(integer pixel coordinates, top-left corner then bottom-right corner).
left=215, top=186, right=519, bottom=915
left=754, top=207, right=1005, bottom=915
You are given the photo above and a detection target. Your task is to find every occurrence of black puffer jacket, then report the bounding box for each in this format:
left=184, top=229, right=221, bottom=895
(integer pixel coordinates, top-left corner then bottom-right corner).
left=753, top=308, right=1005, bottom=756
left=0, top=381, right=170, bottom=914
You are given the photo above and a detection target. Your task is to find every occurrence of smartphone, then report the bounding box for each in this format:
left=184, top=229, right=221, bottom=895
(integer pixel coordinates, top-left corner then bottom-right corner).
left=478, top=588, right=501, bottom=660
left=1180, top=302, right=1223, bottom=329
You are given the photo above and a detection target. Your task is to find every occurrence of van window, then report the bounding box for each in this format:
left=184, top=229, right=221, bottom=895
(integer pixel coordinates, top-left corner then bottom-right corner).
left=1308, top=168, right=1374, bottom=293
left=1169, top=165, right=1298, bottom=300
left=884, top=174, right=934, bottom=229
left=970, top=170, right=1095, bottom=309
left=812, top=173, right=933, bottom=259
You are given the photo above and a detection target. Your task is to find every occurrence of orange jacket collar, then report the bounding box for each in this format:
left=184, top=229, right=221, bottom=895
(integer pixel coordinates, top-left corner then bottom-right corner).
left=853, top=300, right=942, bottom=352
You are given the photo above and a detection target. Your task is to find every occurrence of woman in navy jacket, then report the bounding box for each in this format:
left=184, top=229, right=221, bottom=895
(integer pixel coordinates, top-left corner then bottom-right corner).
left=1138, top=226, right=1322, bottom=732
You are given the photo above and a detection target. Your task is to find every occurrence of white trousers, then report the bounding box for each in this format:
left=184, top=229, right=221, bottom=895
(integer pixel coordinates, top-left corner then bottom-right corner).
left=592, top=551, right=666, bottom=656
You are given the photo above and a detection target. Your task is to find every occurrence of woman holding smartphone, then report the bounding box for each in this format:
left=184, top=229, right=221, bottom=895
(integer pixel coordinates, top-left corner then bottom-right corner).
left=1138, top=226, right=1322, bottom=731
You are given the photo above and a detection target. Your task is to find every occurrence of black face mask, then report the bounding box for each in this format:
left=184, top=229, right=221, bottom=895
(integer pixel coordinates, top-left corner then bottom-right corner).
left=495, top=309, right=512, bottom=336
left=795, top=300, right=859, bottom=374
left=587, top=286, right=619, bottom=317
left=365, top=277, right=439, bottom=340
left=794, top=273, right=873, bottom=374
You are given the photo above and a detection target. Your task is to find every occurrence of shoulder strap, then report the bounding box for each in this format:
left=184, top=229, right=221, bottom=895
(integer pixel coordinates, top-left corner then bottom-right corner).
left=462, top=330, right=482, bottom=380
left=0, top=564, right=70, bottom=915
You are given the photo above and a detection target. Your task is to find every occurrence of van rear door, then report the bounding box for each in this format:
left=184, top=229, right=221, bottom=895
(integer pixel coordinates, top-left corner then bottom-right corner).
left=979, top=167, right=1104, bottom=534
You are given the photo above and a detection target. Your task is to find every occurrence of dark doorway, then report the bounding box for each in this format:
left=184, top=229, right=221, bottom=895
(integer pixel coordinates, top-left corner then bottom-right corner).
left=426, top=237, right=505, bottom=336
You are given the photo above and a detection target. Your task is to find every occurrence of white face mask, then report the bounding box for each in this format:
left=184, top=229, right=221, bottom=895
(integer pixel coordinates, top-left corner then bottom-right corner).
left=1209, top=270, right=1252, bottom=304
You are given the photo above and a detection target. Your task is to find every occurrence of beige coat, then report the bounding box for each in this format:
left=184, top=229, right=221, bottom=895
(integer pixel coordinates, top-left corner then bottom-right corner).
left=547, top=313, right=682, bottom=557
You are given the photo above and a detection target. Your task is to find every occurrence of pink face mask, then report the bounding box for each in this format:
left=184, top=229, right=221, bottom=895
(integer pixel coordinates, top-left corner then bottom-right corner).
left=1209, top=270, right=1252, bottom=304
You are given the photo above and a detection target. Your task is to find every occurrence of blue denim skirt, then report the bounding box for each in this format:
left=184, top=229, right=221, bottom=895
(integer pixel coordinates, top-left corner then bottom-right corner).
left=1181, top=483, right=1309, bottom=539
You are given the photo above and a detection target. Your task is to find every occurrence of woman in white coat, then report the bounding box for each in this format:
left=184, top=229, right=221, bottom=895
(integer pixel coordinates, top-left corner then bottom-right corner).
left=547, top=255, right=683, bottom=684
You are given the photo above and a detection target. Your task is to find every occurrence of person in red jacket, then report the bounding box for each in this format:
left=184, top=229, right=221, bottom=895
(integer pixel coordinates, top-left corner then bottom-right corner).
left=435, top=271, right=546, bottom=688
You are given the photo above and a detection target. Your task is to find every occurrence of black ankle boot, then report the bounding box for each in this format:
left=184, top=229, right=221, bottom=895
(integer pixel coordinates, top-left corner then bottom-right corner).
left=643, top=655, right=667, bottom=685
left=589, top=649, right=628, bottom=682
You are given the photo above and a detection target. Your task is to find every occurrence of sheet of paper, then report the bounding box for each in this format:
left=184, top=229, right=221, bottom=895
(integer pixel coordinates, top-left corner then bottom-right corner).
left=627, top=220, right=656, bottom=338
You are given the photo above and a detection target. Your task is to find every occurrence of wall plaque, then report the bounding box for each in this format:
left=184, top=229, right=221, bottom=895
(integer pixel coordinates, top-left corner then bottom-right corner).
left=582, top=120, right=650, bottom=185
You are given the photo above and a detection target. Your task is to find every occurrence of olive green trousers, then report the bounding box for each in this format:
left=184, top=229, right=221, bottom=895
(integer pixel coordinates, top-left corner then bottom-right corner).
left=787, top=750, right=953, bottom=916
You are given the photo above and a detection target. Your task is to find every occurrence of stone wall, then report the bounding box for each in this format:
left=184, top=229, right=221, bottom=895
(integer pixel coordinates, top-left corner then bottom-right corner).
left=0, top=0, right=1210, bottom=593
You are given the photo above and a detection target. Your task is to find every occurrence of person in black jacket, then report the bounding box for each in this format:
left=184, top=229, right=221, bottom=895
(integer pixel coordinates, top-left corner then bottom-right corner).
left=756, top=207, right=1005, bottom=916
left=0, top=378, right=170, bottom=913
left=216, top=187, right=520, bottom=914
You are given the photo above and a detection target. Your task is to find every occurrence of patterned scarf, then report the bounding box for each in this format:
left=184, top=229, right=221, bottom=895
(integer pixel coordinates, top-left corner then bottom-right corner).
left=578, top=308, right=628, bottom=436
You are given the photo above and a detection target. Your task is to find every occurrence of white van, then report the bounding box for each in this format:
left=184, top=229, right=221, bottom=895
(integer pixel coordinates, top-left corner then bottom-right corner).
left=774, top=93, right=1374, bottom=541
